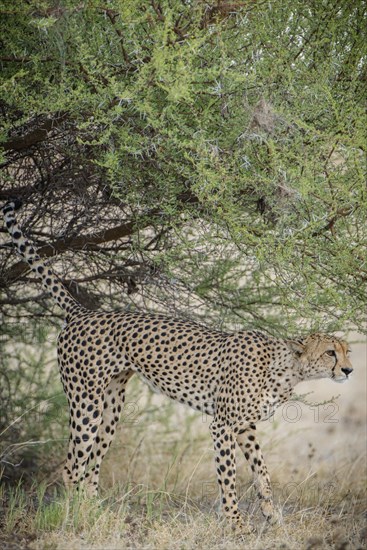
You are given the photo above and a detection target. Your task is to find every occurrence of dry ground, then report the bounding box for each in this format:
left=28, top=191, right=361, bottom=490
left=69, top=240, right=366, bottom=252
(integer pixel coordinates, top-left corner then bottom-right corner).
left=1, top=335, right=366, bottom=549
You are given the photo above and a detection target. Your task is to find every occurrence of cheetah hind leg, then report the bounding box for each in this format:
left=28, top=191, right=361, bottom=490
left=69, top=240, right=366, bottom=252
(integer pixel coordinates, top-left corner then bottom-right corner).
left=83, top=370, right=134, bottom=496
left=62, top=395, right=104, bottom=495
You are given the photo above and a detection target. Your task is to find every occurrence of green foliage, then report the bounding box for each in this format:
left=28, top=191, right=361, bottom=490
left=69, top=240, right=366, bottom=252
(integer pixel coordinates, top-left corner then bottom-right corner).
left=0, top=325, right=68, bottom=485
left=1, top=0, right=366, bottom=334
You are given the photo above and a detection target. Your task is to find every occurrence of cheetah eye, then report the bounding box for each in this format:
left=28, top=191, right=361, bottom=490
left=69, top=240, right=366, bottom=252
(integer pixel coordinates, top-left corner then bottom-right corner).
left=325, top=350, right=336, bottom=357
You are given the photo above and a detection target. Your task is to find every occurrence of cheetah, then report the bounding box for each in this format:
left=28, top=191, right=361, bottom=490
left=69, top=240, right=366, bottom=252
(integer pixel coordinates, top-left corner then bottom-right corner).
left=2, top=200, right=353, bottom=534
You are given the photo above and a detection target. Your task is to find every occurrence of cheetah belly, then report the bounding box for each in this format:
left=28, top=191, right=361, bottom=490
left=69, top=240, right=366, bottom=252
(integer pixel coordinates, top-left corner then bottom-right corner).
left=136, top=368, right=216, bottom=416
left=120, top=331, right=224, bottom=415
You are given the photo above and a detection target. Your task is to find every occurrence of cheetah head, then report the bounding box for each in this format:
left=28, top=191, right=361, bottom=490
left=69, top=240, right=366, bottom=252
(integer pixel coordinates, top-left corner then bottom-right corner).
left=288, top=334, right=353, bottom=383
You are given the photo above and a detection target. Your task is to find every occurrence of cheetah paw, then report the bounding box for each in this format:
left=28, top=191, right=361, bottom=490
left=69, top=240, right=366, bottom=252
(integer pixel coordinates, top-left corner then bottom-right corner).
left=231, top=518, right=255, bottom=536
left=261, top=502, right=282, bottom=525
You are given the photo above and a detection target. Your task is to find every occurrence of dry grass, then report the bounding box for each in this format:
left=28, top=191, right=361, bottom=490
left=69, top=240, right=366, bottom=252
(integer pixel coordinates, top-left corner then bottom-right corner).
left=0, top=475, right=365, bottom=550
left=0, top=338, right=366, bottom=549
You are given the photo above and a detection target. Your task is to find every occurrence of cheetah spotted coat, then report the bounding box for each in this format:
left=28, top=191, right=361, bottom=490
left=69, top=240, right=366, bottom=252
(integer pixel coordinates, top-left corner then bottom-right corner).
left=2, top=200, right=353, bottom=534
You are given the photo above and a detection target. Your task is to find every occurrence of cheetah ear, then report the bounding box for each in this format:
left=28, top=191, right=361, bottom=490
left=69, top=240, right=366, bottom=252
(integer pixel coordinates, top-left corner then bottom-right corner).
left=287, top=340, right=305, bottom=358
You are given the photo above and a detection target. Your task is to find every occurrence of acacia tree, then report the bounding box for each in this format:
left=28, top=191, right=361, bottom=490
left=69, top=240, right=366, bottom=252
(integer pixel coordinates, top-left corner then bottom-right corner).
left=0, top=0, right=366, bottom=338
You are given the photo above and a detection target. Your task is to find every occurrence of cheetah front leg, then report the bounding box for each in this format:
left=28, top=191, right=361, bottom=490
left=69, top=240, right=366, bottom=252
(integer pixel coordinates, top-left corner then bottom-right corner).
left=236, top=425, right=280, bottom=524
left=209, top=419, right=253, bottom=535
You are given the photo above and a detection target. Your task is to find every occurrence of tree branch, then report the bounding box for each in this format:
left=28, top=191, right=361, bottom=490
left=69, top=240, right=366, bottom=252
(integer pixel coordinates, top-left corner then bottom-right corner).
left=2, top=114, right=68, bottom=153
left=0, top=218, right=149, bottom=286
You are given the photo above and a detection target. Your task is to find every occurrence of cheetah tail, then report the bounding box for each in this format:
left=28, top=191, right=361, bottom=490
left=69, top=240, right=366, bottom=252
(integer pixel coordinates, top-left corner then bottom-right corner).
left=2, top=200, right=84, bottom=317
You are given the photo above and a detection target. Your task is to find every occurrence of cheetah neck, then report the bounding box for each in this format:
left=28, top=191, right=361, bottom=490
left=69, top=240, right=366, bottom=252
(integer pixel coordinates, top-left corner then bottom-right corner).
left=267, top=349, right=304, bottom=393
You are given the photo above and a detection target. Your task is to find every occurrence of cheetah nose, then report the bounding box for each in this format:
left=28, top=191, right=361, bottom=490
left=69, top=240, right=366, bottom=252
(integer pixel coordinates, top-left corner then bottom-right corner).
left=341, top=367, right=353, bottom=376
